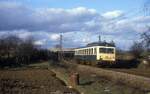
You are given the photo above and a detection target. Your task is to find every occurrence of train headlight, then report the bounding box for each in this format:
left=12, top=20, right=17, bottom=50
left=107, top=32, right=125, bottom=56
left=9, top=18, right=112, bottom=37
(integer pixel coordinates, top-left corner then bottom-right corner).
left=100, top=56, right=102, bottom=60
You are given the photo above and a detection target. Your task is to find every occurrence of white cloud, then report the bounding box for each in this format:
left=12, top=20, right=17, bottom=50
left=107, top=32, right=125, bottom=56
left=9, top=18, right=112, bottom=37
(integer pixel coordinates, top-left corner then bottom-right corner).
left=34, top=39, right=47, bottom=45
left=68, top=7, right=97, bottom=15
left=49, top=34, right=60, bottom=41
left=102, top=10, right=123, bottom=19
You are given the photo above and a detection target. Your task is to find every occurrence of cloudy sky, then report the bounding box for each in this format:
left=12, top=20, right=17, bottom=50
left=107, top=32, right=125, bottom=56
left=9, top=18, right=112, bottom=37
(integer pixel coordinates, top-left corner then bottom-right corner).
left=0, top=0, right=149, bottom=50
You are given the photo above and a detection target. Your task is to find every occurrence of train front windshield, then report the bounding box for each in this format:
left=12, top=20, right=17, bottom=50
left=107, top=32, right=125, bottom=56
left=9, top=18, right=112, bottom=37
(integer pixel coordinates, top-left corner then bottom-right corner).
left=99, top=48, right=114, bottom=54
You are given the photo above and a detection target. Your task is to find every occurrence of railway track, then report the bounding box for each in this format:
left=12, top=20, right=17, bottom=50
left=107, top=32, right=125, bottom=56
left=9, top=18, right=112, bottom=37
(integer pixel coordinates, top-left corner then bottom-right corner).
left=76, top=64, right=150, bottom=91
left=106, top=68, right=150, bottom=78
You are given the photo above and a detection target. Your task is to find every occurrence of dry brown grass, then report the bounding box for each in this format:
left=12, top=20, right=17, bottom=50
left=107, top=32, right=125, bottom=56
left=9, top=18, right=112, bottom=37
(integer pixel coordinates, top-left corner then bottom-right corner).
left=0, top=68, right=79, bottom=94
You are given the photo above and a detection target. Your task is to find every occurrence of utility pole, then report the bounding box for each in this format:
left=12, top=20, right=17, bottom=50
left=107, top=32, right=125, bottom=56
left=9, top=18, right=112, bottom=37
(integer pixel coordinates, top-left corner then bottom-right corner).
left=99, top=35, right=101, bottom=43
left=60, top=34, right=63, bottom=52
left=144, top=0, right=150, bottom=16
left=58, top=34, right=63, bottom=62
left=143, top=0, right=150, bottom=33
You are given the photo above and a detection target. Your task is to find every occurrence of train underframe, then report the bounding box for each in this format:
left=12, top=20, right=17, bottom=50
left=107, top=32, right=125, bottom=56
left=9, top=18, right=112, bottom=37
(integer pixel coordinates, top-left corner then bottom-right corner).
left=75, top=55, right=116, bottom=67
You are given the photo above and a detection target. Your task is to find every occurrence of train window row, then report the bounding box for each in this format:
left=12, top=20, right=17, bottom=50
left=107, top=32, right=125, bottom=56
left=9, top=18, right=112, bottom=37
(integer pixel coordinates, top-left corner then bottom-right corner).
left=75, top=48, right=97, bottom=55
left=99, top=48, right=114, bottom=53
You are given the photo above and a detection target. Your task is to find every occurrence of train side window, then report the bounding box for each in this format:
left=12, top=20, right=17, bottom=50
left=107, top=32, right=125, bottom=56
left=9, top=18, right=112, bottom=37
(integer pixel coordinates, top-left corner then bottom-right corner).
left=94, top=48, right=96, bottom=54
left=86, top=49, right=88, bottom=55
left=89, top=49, right=91, bottom=55
left=99, top=48, right=114, bottom=53
left=89, top=49, right=90, bottom=55
left=87, top=49, right=88, bottom=55
left=87, top=49, right=89, bottom=55
left=91, top=48, right=93, bottom=55
left=90, top=48, right=93, bottom=55
left=82, top=50, right=84, bottom=54
left=90, top=49, right=92, bottom=55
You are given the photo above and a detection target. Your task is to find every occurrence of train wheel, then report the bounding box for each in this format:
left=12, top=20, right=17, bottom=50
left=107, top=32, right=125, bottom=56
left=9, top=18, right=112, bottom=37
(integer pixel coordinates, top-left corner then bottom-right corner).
left=91, top=62, right=97, bottom=66
left=86, top=61, right=90, bottom=65
left=80, top=61, right=83, bottom=65
left=81, top=61, right=85, bottom=65
left=78, top=60, right=82, bottom=64
left=84, top=61, right=87, bottom=65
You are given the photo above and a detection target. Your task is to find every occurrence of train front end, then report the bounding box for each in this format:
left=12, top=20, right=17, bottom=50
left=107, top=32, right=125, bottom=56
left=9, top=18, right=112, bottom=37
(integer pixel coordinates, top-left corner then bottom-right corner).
left=97, top=47, right=116, bottom=64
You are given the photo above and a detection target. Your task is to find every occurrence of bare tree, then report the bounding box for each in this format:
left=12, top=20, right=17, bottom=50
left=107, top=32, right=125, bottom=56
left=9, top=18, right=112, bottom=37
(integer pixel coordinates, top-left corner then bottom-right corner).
left=130, top=42, right=144, bottom=59
left=15, top=36, right=38, bottom=65
left=0, top=35, right=22, bottom=67
left=141, top=31, right=150, bottom=49
left=0, top=35, right=58, bottom=68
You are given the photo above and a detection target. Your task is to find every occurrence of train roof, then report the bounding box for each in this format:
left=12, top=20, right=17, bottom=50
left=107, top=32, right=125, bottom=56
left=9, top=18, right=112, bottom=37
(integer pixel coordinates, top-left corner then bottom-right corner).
left=86, top=42, right=115, bottom=47
left=75, top=42, right=115, bottom=49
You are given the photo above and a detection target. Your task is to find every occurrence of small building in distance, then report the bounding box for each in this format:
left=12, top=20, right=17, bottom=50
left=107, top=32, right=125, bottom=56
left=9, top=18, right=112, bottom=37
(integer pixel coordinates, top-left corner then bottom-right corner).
left=49, top=48, right=75, bottom=59
left=49, top=48, right=75, bottom=53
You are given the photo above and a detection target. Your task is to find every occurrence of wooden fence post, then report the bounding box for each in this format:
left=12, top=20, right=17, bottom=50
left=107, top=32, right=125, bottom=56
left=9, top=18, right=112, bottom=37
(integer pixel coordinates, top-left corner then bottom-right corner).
left=69, top=72, right=79, bottom=88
